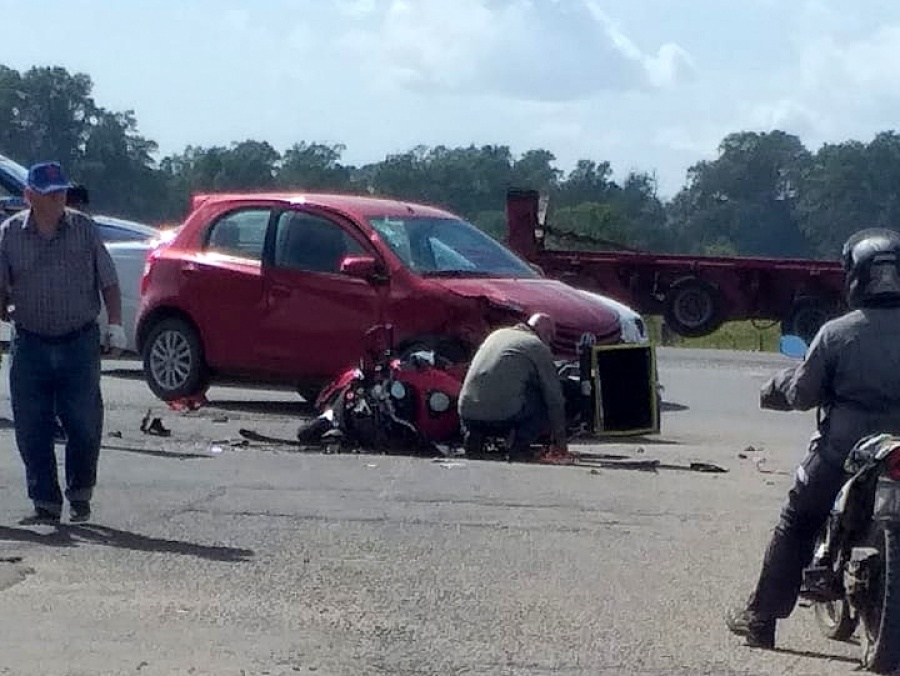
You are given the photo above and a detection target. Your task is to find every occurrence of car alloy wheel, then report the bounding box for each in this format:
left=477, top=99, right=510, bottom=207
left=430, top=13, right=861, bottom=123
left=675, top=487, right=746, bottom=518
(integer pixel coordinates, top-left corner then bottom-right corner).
left=149, top=328, right=194, bottom=391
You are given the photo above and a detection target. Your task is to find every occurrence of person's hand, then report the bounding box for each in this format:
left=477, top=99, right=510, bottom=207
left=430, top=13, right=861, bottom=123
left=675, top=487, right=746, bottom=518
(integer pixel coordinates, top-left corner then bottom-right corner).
left=104, top=324, right=127, bottom=357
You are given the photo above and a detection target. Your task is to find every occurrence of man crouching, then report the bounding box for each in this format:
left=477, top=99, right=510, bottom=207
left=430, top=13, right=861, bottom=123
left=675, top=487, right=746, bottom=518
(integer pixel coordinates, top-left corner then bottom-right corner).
left=457, top=313, right=574, bottom=464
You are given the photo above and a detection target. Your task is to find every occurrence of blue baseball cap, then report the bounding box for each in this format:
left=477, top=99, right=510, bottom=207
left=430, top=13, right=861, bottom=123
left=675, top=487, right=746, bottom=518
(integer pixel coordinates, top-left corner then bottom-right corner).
left=26, top=161, right=73, bottom=195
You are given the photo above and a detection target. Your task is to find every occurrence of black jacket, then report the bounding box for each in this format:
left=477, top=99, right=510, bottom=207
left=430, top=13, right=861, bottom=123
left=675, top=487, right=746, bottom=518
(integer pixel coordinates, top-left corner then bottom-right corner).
left=762, top=308, right=900, bottom=466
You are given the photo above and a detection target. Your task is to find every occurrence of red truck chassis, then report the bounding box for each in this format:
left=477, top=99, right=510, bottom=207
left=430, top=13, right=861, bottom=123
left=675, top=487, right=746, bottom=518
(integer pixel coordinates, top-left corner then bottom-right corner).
left=504, top=189, right=846, bottom=342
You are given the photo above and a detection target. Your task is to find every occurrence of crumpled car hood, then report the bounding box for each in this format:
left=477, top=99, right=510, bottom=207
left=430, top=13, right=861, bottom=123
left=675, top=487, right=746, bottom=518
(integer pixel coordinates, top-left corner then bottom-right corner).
left=432, top=277, right=621, bottom=338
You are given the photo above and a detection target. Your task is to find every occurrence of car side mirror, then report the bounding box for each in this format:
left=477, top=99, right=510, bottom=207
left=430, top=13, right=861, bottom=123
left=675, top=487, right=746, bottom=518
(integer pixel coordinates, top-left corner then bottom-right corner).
left=340, top=255, right=385, bottom=282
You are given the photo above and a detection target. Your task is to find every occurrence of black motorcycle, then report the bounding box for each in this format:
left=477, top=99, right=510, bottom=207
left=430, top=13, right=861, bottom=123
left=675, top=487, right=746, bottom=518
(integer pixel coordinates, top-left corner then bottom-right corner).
left=779, top=335, right=900, bottom=673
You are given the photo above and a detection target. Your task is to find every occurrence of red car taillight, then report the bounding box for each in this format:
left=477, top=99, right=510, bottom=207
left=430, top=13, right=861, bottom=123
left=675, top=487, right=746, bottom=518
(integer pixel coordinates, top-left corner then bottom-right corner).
left=140, top=249, right=162, bottom=297
left=886, top=451, right=900, bottom=481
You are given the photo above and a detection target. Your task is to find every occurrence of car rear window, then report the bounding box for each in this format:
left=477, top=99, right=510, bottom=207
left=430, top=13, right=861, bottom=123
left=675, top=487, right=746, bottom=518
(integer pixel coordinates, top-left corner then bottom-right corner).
left=205, top=208, right=270, bottom=260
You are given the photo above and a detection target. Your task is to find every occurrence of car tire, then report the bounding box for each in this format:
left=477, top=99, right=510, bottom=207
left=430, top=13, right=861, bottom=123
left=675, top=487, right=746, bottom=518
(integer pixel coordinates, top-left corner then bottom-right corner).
left=142, top=317, right=209, bottom=401
left=781, top=296, right=836, bottom=345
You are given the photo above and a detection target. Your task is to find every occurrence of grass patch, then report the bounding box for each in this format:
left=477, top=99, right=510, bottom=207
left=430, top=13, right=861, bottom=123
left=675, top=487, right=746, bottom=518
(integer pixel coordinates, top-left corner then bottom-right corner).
left=645, top=316, right=781, bottom=353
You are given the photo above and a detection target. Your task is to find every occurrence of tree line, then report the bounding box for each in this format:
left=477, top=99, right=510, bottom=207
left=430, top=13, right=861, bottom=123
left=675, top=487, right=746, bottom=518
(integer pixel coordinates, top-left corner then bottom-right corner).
left=3, top=64, right=898, bottom=261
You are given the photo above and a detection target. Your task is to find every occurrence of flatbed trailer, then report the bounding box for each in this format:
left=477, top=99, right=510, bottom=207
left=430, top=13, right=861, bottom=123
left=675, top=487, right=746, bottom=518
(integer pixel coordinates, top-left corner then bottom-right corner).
left=504, top=189, right=846, bottom=342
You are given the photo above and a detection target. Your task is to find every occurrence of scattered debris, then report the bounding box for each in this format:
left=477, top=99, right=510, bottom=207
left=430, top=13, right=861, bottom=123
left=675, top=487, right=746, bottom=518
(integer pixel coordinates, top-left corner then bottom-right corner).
left=108, top=430, right=123, bottom=439
left=738, top=453, right=748, bottom=459
left=207, top=445, right=223, bottom=455
left=578, top=455, right=729, bottom=474
left=742, top=445, right=764, bottom=454
left=689, top=462, right=728, bottom=473
left=434, top=460, right=467, bottom=469
left=578, top=458, right=661, bottom=471
left=166, top=393, right=209, bottom=412
left=212, top=414, right=229, bottom=423
left=140, top=409, right=171, bottom=437
left=0, top=556, right=23, bottom=564
left=239, top=428, right=304, bottom=446
left=754, top=457, right=790, bottom=476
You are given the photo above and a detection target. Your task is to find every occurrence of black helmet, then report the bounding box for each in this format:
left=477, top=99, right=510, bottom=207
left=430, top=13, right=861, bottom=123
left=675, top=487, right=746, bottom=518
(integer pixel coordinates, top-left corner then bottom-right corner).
left=842, top=228, right=900, bottom=308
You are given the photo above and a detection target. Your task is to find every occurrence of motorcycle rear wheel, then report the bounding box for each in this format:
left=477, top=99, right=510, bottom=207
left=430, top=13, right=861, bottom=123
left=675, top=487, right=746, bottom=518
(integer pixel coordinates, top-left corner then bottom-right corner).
left=860, top=525, right=900, bottom=674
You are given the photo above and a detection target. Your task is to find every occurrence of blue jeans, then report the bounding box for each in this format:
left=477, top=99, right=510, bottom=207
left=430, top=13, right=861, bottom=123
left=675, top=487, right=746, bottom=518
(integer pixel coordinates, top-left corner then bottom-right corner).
left=9, top=322, right=103, bottom=512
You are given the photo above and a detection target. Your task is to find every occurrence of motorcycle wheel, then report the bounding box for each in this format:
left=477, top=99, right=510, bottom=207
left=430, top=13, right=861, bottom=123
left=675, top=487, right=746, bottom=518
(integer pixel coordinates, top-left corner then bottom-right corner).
left=814, top=598, right=858, bottom=641
left=859, top=525, right=900, bottom=674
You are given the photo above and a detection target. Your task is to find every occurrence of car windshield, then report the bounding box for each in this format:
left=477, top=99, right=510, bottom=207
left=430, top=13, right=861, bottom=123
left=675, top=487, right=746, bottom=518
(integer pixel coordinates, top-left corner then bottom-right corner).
left=367, top=216, right=539, bottom=278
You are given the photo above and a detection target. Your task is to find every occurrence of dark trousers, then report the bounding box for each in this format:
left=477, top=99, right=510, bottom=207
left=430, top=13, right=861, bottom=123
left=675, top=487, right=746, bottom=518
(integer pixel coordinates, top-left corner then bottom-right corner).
left=747, top=449, right=847, bottom=619
left=9, top=322, right=103, bottom=512
left=461, top=385, right=550, bottom=455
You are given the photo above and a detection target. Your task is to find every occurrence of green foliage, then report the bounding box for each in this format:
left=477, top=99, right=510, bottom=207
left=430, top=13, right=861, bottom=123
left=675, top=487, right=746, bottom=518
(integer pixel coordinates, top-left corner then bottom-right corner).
left=3, top=63, right=900, bottom=264
left=646, top=316, right=781, bottom=352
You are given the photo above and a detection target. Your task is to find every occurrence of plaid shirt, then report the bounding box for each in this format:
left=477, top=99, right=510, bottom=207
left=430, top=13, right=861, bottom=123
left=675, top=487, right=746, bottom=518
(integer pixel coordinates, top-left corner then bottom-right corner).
left=0, top=208, right=119, bottom=337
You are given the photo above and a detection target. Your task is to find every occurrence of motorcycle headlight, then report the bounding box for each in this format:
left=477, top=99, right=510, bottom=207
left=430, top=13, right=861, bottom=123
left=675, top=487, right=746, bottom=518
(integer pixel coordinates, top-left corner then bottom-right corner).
left=390, top=381, right=407, bottom=400
left=427, top=391, right=451, bottom=413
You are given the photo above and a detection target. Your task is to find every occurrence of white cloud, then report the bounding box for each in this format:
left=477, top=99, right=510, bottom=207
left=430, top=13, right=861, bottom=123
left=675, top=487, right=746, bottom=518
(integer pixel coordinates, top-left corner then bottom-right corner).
left=341, top=0, right=694, bottom=101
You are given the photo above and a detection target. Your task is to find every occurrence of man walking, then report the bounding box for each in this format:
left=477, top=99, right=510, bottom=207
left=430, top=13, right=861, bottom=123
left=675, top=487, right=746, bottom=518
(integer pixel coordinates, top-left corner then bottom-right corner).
left=0, top=161, right=126, bottom=524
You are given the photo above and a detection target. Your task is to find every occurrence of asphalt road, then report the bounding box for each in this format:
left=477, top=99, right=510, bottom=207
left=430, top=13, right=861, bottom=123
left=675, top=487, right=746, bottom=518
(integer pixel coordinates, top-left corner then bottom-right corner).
left=0, top=348, right=869, bottom=676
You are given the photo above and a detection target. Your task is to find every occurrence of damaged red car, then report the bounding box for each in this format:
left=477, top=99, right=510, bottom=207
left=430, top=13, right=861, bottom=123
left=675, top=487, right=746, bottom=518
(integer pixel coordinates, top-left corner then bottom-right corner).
left=135, top=192, right=654, bottom=415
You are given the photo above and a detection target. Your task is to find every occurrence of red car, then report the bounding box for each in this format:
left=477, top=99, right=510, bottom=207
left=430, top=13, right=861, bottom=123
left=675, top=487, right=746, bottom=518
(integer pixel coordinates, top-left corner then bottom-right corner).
left=135, top=192, right=651, bottom=402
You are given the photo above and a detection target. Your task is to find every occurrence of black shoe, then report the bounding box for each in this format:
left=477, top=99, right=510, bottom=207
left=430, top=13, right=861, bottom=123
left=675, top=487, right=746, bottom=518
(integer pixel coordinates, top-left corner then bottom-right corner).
left=69, top=501, right=91, bottom=523
left=463, top=430, right=485, bottom=457
left=726, top=606, right=776, bottom=649
left=19, top=507, right=61, bottom=525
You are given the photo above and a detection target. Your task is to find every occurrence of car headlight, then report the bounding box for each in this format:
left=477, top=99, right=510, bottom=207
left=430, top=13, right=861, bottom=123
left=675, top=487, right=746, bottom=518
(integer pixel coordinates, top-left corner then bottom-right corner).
left=577, top=290, right=649, bottom=344
left=619, top=316, right=648, bottom=343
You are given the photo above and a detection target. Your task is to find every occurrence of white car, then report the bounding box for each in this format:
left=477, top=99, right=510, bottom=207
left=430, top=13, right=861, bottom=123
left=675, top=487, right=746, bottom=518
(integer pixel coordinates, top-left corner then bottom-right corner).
left=99, top=237, right=162, bottom=353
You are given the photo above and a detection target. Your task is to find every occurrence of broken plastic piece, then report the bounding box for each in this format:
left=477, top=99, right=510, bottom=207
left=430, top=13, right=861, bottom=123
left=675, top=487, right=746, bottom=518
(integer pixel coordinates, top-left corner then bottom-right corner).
left=166, top=393, right=209, bottom=412
left=140, top=412, right=171, bottom=437
left=689, top=462, right=728, bottom=473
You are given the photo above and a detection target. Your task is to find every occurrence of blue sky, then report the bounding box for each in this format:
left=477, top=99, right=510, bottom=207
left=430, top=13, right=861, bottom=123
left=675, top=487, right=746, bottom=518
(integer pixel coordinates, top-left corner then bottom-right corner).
left=3, top=0, right=900, bottom=197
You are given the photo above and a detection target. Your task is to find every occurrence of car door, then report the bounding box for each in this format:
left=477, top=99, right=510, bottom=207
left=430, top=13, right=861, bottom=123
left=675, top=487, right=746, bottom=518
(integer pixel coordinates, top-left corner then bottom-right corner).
left=180, top=206, right=273, bottom=371
left=254, top=208, right=385, bottom=380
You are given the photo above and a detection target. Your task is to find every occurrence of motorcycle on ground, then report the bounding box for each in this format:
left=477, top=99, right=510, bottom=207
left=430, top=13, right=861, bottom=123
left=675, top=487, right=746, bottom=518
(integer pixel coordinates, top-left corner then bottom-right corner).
left=776, top=334, right=900, bottom=674
left=299, top=324, right=465, bottom=455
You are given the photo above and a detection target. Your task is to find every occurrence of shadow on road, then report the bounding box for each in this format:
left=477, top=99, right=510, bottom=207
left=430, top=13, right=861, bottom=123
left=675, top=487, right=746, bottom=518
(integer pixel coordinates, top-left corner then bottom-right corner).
left=770, top=646, right=859, bottom=666
left=0, top=524, right=254, bottom=562
left=0, top=417, right=14, bottom=430
left=100, top=443, right=212, bottom=460
left=660, top=400, right=690, bottom=413
left=102, top=367, right=144, bottom=381
left=206, top=400, right=315, bottom=416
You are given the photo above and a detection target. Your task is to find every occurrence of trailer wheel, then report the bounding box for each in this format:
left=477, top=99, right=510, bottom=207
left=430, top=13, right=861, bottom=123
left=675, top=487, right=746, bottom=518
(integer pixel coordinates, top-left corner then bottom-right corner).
left=663, top=278, right=723, bottom=338
left=782, top=297, right=836, bottom=344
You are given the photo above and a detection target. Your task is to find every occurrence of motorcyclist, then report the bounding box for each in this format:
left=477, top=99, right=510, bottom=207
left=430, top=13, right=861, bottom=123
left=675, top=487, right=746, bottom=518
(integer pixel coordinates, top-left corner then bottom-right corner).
left=726, top=227, right=900, bottom=649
